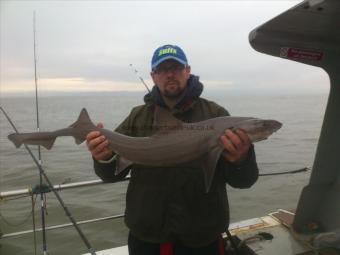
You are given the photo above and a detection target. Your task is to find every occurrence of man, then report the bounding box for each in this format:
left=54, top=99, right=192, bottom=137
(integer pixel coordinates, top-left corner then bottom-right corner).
left=86, top=44, right=258, bottom=255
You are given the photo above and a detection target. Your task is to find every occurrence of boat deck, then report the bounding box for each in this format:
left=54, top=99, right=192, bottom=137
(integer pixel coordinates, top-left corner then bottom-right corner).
left=83, top=210, right=340, bottom=255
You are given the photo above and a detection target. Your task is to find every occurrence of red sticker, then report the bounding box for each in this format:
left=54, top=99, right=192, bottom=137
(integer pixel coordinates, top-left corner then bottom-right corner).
left=280, top=47, right=323, bottom=61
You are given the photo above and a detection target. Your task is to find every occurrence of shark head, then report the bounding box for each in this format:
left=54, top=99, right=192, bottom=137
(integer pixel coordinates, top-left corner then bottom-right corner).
left=235, top=118, right=282, bottom=142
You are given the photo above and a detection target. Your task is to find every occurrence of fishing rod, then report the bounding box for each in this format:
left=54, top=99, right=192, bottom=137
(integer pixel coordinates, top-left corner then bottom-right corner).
left=33, top=11, right=47, bottom=255
left=129, top=63, right=151, bottom=92
left=0, top=106, right=97, bottom=255
left=259, top=167, right=309, bottom=176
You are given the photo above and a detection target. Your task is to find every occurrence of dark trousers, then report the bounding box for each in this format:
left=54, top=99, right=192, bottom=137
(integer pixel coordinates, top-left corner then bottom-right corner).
left=128, top=232, right=224, bottom=255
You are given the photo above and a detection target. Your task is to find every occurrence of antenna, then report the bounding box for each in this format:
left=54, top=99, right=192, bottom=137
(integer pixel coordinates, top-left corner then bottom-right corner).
left=33, top=11, right=48, bottom=255
left=129, top=64, right=151, bottom=93
left=28, top=12, right=97, bottom=255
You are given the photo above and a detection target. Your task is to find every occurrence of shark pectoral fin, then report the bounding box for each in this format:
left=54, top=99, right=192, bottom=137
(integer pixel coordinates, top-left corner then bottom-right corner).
left=115, top=155, right=133, bottom=175
left=200, top=146, right=225, bottom=193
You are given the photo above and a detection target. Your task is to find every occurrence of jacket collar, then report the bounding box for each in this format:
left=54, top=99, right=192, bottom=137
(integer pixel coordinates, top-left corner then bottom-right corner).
left=144, top=75, right=203, bottom=113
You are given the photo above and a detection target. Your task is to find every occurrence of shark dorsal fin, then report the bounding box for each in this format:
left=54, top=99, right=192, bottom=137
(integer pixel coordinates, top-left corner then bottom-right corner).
left=68, top=108, right=96, bottom=144
left=69, top=108, right=93, bottom=128
left=152, top=106, right=183, bottom=134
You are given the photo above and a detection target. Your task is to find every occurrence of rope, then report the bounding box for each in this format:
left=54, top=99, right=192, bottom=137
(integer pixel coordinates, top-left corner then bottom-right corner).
left=44, top=193, right=48, bottom=215
left=290, top=228, right=321, bottom=255
left=225, top=229, right=239, bottom=255
left=259, top=167, right=309, bottom=176
left=32, top=194, right=37, bottom=255
left=0, top=195, right=37, bottom=227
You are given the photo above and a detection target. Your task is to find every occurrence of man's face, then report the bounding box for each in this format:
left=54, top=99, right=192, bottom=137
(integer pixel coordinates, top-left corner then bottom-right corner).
left=151, top=59, right=191, bottom=98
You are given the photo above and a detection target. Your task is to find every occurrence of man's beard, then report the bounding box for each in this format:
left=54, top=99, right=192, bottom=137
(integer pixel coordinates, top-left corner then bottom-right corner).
left=163, top=80, right=185, bottom=99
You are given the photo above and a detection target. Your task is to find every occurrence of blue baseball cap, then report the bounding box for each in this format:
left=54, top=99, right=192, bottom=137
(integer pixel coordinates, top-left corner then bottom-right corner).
left=151, top=44, right=188, bottom=70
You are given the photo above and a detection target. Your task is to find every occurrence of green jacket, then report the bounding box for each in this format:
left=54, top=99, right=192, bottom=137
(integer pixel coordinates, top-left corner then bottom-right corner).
left=93, top=76, right=258, bottom=247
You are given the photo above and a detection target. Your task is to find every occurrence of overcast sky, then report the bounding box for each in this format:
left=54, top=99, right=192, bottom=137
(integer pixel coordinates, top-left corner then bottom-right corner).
left=0, top=1, right=329, bottom=95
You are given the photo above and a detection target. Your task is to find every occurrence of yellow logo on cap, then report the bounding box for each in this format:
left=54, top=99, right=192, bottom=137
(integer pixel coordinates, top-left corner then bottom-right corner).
left=158, top=47, right=177, bottom=56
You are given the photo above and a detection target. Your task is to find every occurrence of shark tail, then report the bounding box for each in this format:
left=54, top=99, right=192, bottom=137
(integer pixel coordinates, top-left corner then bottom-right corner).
left=8, top=133, right=57, bottom=150
left=7, top=133, right=23, bottom=148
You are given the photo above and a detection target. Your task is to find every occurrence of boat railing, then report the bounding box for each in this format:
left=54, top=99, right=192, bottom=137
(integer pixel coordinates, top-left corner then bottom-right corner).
left=0, top=168, right=309, bottom=240
left=0, top=177, right=130, bottom=239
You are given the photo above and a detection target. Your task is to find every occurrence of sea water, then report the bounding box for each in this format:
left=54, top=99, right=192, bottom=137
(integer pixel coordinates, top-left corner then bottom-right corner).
left=0, top=91, right=328, bottom=254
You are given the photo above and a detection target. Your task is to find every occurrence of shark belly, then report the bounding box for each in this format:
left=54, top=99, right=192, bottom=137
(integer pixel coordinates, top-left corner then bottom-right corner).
left=106, top=130, right=214, bottom=166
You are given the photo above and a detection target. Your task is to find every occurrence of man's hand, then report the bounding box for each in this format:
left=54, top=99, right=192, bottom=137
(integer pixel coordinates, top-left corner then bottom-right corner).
left=220, top=129, right=251, bottom=165
left=86, top=123, right=113, bottom=161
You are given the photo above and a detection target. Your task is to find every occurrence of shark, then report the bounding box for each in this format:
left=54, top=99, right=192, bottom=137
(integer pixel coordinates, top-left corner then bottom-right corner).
left=8, top=107, right=282, bottom=191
